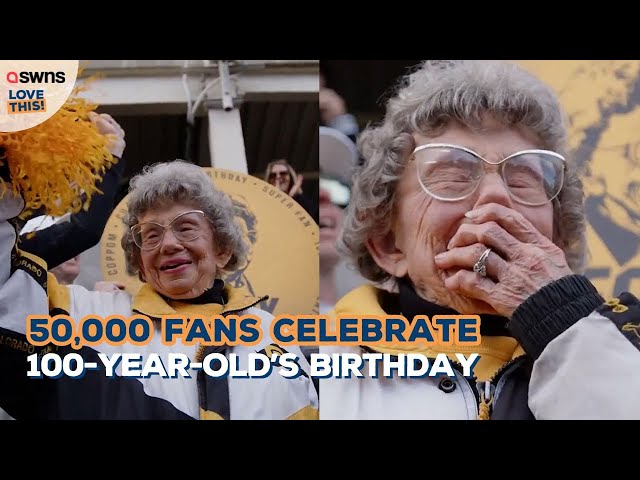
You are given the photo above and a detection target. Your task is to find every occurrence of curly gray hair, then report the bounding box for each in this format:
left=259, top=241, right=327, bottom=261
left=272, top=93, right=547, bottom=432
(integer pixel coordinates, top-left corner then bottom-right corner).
left=339, top=60, right=586, bottom=283
left=121, top=160, right=248, bottom=279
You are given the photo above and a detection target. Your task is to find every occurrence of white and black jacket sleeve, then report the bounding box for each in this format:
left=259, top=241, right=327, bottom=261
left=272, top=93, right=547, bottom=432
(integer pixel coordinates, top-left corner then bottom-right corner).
left=509, top=274, right=640, bottom=419
left=0, top=191, right=51, bottom=419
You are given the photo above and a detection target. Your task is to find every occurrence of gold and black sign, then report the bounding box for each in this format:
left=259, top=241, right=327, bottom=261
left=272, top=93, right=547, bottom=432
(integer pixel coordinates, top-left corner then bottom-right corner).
left=520, top=61, right=640, bottom=297
left=101, top=167, right=319, bottom=316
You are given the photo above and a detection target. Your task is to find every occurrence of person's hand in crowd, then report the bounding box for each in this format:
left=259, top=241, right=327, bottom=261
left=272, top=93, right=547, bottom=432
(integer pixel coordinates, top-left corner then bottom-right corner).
left=88, top=112, right=126, bottom=158
left=93, top=280, right=126, bottom=292
left=320, top=87, right=347, bottom=125
left=289, top=172, right=304, bottom=197
left=435, top=203, right=573, bottom=318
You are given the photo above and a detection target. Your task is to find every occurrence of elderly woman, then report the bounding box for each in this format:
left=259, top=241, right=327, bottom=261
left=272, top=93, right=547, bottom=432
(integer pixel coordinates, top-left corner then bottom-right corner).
left=321, top=60, right=640, bottom=420
left=0, top=160, right=318, bottom=420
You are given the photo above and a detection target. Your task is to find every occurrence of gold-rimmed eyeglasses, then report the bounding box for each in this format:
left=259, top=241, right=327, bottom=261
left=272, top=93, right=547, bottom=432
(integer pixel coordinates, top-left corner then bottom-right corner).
left=130, top=210, right=211, bottom=251
left=411, top=143, right=566, bottom=206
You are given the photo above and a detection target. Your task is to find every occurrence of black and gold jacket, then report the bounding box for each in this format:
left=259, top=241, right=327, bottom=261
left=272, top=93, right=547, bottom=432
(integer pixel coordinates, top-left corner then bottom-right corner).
left=0, top=202, right=318, bottom=420
left=321, top=274, right=640, bottom=420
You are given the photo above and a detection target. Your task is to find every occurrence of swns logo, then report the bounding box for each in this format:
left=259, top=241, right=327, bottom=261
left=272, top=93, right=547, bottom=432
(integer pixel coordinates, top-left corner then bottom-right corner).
left=6, top=71, right=66, bottom=84
left=0, top=60, right=78, bottom=132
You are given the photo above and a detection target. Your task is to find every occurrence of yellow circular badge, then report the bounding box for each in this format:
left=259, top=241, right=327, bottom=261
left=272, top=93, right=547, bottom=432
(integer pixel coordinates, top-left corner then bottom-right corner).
left=0, top=60, right=79, bottom=132
left=101, top=167, right=319, bottom=316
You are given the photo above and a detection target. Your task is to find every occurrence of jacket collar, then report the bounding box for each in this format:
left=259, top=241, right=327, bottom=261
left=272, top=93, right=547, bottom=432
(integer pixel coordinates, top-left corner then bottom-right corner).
left=332, top=284, right=525, bottom=380
left=132, top=282, right=266, bottom=319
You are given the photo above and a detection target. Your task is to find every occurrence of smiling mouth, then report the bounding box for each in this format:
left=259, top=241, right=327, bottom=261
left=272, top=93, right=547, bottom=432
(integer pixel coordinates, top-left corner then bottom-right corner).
left=160, top=261, right=192, bottom=271
left=320, top=217, right=336, bottom=229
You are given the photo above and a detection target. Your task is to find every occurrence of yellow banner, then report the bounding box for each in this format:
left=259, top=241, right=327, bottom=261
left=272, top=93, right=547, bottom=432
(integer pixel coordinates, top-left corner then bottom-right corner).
left=519, top=61, right=640, bottom=297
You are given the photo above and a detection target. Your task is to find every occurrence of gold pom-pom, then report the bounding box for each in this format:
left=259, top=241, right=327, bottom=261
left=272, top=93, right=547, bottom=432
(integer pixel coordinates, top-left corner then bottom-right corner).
left=0, top=79, right=116, bottom=218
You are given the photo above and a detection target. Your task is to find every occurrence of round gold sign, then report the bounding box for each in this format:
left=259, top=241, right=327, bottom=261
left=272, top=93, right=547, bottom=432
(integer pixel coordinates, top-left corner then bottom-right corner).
left=101, top=167, right=319, bottom=316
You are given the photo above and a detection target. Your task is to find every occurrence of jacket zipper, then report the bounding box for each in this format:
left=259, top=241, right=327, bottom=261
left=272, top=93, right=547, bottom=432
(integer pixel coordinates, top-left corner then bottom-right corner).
left=445, top=360, right=489, bottom=419
left=470, top=355, right=526, bottom=420
left=476, top=380, right=495, bottom=420
left=358, top=348, right=527, bottom=420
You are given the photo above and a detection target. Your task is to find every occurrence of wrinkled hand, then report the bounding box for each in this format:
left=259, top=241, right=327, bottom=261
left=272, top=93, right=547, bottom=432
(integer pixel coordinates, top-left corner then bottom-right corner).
left=94, top=280, right=126, bottom=292
left=319, top=87, right=346, bottom=124
left=88, top=112, right=125, bottom=158
left=434, top=203, right=573, bottom=318
left=289, top=173, right=304, bottom=197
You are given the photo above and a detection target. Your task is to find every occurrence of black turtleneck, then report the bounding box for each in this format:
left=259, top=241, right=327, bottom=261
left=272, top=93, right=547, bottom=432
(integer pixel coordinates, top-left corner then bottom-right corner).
left=160, top=278, right=227, bottom=305
left=379, top=277, right=511, bottom=337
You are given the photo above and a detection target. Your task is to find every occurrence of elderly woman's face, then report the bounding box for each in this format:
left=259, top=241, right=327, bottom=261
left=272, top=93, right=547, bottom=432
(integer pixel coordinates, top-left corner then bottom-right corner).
left=137, top=202, right=231, bottom=300
left=375, top=119, right=555, bottom=313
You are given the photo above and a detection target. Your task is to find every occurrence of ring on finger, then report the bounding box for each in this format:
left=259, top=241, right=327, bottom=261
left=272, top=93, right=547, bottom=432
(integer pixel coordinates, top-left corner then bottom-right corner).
left=472, top=247, right=492, bottom=277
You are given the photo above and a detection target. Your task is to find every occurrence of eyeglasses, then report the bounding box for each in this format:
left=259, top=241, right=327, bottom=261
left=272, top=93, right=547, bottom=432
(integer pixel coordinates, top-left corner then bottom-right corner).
left=131, top=210, right=211, bottom=251
left=269, top=171, right=290, bottom=181
left=411, top=143, right=566, bottom=206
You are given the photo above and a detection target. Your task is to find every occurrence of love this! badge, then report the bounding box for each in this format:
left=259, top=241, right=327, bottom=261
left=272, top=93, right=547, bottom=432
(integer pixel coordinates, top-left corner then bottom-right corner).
left=0, top=60, right=79, bottom=132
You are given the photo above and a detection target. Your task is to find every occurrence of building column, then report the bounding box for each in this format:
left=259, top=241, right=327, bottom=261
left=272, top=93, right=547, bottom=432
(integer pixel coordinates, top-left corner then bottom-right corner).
left=206, top=60, right=247, bottom=173
left=206, top=107, right=247, bottom=173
